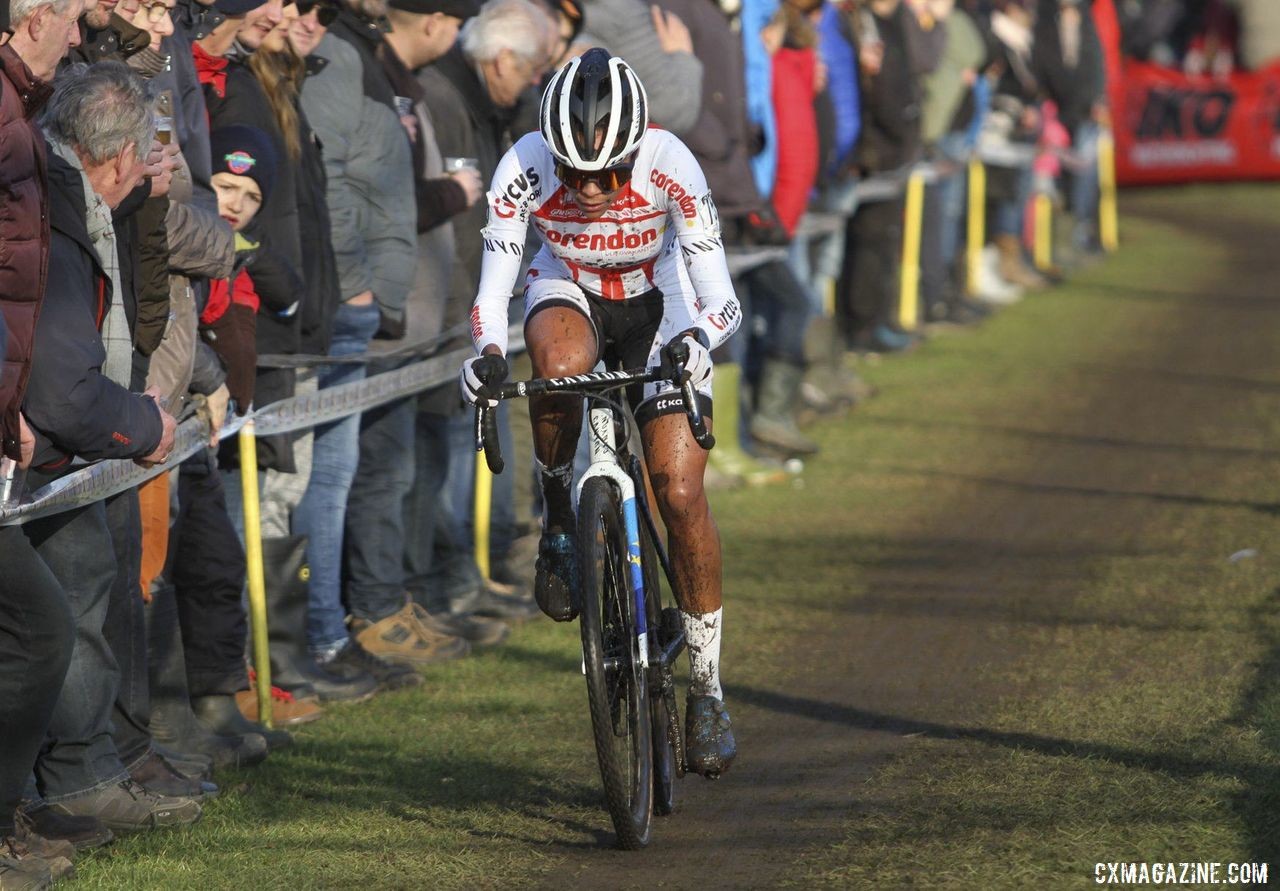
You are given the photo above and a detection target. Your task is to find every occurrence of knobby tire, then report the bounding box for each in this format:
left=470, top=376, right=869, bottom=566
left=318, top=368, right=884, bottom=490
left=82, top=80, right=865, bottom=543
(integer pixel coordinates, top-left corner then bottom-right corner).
left=578, top=477, right=654, bottom=849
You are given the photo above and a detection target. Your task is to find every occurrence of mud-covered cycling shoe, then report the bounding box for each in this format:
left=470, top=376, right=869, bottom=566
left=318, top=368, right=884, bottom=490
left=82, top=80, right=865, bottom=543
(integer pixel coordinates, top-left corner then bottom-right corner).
left=685, top=694, right=736, bottom=778
left=534, top=532, right=579, bottom=622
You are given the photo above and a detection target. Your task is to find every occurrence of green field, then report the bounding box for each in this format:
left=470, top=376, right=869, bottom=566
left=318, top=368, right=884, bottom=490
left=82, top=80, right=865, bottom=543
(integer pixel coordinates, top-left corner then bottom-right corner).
left=75, top=184, right=1280, bottom=889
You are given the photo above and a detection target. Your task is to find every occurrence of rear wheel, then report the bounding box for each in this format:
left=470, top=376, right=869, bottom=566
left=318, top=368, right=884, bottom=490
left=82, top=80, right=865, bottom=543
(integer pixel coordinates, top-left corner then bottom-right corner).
left=578, top=477, right=653, bottom=849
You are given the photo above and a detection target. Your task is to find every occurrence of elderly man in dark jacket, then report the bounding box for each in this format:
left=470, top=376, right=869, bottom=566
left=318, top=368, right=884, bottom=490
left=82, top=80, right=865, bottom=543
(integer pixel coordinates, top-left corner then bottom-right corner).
left=0, top=0, right=81, bottom=877
left=20, top=62, right=203, bottom=837
left=415, top=0, right=553, bottom=623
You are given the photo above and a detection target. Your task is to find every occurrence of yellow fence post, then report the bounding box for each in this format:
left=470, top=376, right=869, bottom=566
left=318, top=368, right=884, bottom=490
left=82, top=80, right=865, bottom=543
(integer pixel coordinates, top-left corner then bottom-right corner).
left=966, top=157, right=986, bottom=297
left=1098, top=129, right=1120, bottom=253
left=1034, top=192, right=1053, bottom=271
left=238, top=421, right=273, bottom=729
left=898, top=171, right=926, bottom=331
left=474, top=454, right=492, bottom=581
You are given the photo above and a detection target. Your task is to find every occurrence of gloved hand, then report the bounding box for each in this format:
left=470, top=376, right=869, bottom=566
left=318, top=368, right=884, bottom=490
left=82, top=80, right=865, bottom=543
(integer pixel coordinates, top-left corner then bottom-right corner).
left=661, top=332, right=713, bottom=388
left=460, top=353, right=509, bottom=407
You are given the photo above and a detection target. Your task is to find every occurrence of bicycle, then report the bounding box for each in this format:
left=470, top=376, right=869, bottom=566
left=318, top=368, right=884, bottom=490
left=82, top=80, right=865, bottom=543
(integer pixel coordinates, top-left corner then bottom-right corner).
left=474, top=347, right=714, bottom=849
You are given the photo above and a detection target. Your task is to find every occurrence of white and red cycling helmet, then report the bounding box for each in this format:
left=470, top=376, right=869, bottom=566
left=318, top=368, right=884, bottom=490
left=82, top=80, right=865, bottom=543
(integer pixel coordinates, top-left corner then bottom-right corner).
left=539, top=48, right=649, bottom=171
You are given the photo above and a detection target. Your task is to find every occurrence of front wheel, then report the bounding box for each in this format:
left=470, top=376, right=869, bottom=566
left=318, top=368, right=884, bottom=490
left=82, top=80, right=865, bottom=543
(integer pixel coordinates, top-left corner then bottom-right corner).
left=578, top=477, right=653, bottom=849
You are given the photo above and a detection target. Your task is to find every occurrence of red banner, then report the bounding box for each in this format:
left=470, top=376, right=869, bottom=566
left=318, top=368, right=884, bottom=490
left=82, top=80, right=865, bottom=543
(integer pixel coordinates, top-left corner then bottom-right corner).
left=1110, top=60, right=1280, bottom=185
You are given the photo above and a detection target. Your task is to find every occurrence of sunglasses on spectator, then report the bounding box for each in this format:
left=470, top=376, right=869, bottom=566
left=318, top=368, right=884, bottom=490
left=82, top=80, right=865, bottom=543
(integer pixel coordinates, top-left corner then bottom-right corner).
left=555, top=161, right=633, bottom=192
left=296, top=0, right=339, bottom=26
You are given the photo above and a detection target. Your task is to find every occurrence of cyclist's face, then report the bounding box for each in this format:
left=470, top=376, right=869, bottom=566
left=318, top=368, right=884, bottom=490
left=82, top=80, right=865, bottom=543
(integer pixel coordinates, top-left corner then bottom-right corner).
left=567, top=178, right=621, bottom=219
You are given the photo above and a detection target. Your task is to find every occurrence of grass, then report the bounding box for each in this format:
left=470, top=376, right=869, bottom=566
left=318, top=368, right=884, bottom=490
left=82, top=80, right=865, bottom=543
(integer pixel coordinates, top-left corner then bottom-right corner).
left=75, top=184, right=1280, bottom=888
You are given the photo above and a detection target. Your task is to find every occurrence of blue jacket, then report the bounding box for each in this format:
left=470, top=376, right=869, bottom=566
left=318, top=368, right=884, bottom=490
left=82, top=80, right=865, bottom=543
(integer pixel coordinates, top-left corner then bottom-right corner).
left=818, top=4, right=860, bottom=173
left=741, top=0, right=778, bottom=196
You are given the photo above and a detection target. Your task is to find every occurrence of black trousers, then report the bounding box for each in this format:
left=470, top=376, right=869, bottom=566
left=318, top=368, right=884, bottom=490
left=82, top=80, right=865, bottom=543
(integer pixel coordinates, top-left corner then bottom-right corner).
left=0, top=525, right=74, bottom=834
left=171, top=454, right=249, bottom=698
left=837, top=196, right=905, bottom=341
left=103, top=489, right=152, bottom=770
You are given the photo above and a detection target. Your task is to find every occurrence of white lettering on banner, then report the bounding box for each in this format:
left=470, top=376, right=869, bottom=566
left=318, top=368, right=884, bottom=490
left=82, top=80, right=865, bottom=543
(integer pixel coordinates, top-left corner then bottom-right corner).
left=1130, top=140, right=1237, bottom=167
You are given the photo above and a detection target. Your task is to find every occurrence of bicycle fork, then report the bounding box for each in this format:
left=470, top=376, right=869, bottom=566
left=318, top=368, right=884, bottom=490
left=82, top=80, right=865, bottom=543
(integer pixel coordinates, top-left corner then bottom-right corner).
left=578, top=404, right=649, bottom=670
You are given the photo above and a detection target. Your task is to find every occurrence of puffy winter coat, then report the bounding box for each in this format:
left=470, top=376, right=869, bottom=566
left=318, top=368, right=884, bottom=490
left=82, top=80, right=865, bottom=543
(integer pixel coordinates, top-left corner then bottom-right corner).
left=0, top=46, right=52, bottom=462
left=770, top=46, right=819, bottom=236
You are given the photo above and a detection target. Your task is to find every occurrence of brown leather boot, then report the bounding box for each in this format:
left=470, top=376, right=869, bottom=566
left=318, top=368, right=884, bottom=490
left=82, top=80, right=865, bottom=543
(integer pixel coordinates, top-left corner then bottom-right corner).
left=996, top=234, right=1048, bottom=289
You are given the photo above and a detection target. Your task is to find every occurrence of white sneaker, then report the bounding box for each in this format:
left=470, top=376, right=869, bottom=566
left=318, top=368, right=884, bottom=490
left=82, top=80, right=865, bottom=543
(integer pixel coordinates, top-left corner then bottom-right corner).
left=974, top=245, right=1024, bottom=306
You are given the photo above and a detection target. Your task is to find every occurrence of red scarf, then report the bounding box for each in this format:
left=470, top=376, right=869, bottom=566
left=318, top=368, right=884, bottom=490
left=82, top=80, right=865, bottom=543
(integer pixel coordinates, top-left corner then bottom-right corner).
left=192, top=42, right=228, bottom=98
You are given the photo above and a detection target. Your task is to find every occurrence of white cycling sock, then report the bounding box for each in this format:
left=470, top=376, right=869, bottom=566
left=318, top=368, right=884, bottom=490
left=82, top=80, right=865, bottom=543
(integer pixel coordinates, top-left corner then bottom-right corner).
left=681, top=607, right=723, bottom=700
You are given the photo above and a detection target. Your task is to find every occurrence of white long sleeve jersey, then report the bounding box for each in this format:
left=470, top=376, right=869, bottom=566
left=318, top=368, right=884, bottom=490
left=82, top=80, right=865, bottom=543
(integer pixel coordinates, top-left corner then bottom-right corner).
left=469, top=129, right=742, bottom=356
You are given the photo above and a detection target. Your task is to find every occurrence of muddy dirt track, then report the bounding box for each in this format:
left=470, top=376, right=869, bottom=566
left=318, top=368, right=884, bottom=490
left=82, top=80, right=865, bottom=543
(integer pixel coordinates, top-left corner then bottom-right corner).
left=536, top=190, right=1279, bottom=889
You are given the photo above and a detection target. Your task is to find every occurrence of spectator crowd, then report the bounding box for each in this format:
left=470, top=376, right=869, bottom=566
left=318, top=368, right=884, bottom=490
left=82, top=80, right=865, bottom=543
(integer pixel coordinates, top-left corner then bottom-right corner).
left=0, top=0, right=1115, bottom=883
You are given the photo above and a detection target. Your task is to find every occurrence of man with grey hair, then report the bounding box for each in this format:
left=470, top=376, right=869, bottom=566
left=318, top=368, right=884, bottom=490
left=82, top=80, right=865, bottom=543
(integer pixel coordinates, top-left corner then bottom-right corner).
left=20, top=61, right=199, bottom=837
left=414, top=0, right=554, bottom=622
left=7, top=0, right=85, bottom=81
left=0, top=0, right=91, bottom=879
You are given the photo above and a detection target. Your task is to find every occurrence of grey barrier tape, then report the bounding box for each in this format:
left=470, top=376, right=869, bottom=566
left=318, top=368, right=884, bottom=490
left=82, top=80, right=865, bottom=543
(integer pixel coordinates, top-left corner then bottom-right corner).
left=0, top=140, right=1049, bottom=526
left=0, top=327, right=526, bottom=527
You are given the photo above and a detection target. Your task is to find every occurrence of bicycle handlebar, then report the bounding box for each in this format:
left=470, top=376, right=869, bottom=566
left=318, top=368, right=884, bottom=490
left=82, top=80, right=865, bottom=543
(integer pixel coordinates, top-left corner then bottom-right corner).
left=473, top=360, right=715, bottom=475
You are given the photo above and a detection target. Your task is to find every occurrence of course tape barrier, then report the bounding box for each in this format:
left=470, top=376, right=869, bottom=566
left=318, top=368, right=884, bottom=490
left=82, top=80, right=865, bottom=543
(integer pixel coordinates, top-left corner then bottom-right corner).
left=0, top=328, right=526, bottom=527
left=0, top=138, right=1056, bottom=527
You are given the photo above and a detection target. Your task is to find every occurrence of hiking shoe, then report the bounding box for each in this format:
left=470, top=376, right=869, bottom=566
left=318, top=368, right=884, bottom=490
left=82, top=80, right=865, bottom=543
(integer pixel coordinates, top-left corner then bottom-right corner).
left=409, top=601, right=508, bottom=648
left=684, top=694, right=737, bottom=779
left=294, top=654, right=379, bottom=704
left=129, top=750, right=218, bottom=801
left=237, top=673, right=326, bottom=727
left=351, top=604, right=469, bottom=666
left=6, top=831, right=73, bottom=874
left=15, top=804, right=112, bottom=852
left=325, top=639, right=422, bottom=690
left=46, top=780, right=201, bottom=834
left=0, top=838, right=62, bottom=891
left=534, top=532, right=579, bottom=622
left=453, top=579, right=540, bottom=623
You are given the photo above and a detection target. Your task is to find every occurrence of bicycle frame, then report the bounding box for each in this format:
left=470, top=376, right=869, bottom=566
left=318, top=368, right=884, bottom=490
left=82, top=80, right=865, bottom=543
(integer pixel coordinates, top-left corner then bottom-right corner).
left=579, top=401, right=651, bottom=669
left=476, top=359, right=712, bottom=667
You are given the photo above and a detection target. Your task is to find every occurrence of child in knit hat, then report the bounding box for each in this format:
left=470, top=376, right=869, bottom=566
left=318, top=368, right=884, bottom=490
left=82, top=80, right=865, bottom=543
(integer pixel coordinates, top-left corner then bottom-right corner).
left=202, top=125, right=301, bottom=411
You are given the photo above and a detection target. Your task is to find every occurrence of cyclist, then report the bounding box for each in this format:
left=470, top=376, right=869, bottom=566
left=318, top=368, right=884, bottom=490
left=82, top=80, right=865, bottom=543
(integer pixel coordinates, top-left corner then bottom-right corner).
left=459, top=49, right=739, bottom=777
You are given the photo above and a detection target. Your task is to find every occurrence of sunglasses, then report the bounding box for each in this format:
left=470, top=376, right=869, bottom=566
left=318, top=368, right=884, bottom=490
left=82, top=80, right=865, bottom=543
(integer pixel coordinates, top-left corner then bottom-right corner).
left=555, top=161, right=633, bottom=192
left=296, top=0, right=338, bottom=26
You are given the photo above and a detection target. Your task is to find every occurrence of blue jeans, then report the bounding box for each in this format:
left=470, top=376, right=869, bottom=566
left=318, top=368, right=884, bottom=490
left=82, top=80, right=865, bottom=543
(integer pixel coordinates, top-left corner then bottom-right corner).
left=935, top=133, right=972, bottom=269
left=344, top=375, right=416, bottom=624
left=24, top=494, right=128, bottom=801
left=788, top=176, right=861, bottom=316
left=404, top=406, right=453, bottom=611
left=293, top=300, right=381, bottom=651
left=742, top=259, right=810, bottom=370
left=1070, top=122, right=1101, bottom=250
left=438, top=404, right=516, bottom=597
left=993, top=163, right=1034, bottom=238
